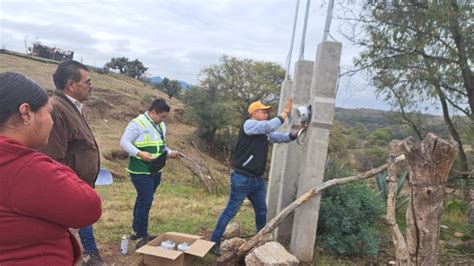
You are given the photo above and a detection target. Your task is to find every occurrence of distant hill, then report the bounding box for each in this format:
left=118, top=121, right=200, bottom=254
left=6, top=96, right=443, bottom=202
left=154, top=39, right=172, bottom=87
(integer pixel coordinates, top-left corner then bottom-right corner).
left=334, top=107, right=449, bottom=138
left=150, top=76, right=162, bottom=83
left=149, top=76, right=192, bottom=89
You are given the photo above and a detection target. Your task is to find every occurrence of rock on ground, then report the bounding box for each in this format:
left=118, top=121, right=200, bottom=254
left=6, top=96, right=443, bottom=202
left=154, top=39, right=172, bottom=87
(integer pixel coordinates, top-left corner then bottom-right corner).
left=220, top=237, right=246, bottom=257
left=223, top=223, right=241, bottom=239
left=245, top=241, right=299, bottom=266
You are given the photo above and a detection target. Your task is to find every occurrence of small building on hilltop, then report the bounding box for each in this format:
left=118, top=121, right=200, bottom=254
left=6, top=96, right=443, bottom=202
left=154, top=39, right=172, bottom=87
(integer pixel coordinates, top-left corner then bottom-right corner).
left=32, top=43, right=74, bottom=62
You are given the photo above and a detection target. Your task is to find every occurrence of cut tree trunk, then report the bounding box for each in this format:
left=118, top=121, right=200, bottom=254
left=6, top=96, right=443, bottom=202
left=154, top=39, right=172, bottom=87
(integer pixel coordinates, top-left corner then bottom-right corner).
left=398, top=133, right=458, bottom=265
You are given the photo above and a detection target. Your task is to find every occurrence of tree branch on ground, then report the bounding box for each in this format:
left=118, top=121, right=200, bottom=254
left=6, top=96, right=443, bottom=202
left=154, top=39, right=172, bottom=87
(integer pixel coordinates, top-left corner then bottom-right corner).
left=217, top=154, right=406, bottom=263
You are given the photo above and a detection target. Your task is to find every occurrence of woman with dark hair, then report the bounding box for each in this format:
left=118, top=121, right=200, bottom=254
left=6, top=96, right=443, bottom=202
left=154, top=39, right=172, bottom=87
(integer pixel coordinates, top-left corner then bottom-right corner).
left=0, top=72, right=102, bottom=265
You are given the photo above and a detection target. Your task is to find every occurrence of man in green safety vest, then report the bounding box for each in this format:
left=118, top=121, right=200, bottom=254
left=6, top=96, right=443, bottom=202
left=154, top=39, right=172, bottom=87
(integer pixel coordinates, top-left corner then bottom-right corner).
left=120, top=98, right=178, bottom=248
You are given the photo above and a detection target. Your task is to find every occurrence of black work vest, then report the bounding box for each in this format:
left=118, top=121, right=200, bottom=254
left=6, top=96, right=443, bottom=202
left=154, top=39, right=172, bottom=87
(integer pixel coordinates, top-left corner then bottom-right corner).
left=232, top=123, right=269, bottom=177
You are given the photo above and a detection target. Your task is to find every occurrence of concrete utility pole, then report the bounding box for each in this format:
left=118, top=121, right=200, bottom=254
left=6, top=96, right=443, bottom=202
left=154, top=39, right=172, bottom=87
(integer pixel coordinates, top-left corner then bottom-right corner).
left=267, top=79, right=292, bottom=220
left=267, top=0, right=300, bottom=220
left=268, top=0, right=341, bottom=262
left=268, top=0, right=315, bottom=242
left=290, top=41, right=342, bottom=263
left=275, top=60, right=313, bottom=242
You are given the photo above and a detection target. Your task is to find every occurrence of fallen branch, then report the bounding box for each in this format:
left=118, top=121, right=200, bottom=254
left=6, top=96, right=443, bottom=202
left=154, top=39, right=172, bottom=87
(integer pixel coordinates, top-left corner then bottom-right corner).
left=217, top=155, right=406, bottom=263
left=178, top=152, right=214, bottom=193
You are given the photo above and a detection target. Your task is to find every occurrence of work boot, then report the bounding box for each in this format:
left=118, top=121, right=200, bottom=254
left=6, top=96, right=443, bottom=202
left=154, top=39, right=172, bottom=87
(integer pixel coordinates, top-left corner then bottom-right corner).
left=129, top=231, right=138, bottom=240
left=135, top=235, right=158, bottom=249
left=210, top=245, right=220, bottom=256
left=136, top=237, right=149, bottom=249
left=82, top=251, right=107, bottom=266
left=130, top=232, right=157, bottom=241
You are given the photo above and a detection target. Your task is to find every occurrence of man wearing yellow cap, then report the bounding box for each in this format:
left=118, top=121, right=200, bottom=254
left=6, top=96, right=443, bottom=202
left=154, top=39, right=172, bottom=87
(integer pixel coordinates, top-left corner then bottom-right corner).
left=210, top=97, right=297, bottom=253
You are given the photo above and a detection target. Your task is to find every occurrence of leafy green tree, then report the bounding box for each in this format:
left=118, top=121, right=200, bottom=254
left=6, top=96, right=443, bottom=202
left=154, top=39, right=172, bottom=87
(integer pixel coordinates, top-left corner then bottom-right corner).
left=328, top=121, right=349, bottom=161
left=353, top=122, right=369, bottom=140
left=183, top=86, right=233, bottom=146
left=350, top=1, right=472, bottom=116
left=125, top=59, right=148, bottom=79
left=183, top=56, right=285, bottom=153
left=199, top=55, right=285, bottom=121
left=367, top=128, right=393, bottom=147
left=105, top=57, right=129, bottom=74
left=105, top=57, right=148, bottom=79
left=156, top=77, right=182, bottom=99
left=345, top=0, right=472, bottom=199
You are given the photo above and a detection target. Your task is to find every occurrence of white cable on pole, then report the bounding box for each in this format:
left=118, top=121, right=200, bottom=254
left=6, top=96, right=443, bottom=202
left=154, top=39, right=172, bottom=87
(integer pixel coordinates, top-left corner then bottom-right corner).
left=284, top=0, right=300, bottom=81
left=322, top=0, right=335, bottom=42
left=299, top=0, right=311, bottom=61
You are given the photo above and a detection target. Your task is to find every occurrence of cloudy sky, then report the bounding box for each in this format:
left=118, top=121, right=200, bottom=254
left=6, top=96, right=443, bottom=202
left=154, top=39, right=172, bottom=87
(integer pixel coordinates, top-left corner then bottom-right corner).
left=0, top=0, right=391, bottom=110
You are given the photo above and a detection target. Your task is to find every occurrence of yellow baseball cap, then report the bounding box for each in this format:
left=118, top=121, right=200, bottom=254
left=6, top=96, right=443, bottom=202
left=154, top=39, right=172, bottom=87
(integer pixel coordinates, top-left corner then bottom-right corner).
left=248, top=100, right=272, bottom=114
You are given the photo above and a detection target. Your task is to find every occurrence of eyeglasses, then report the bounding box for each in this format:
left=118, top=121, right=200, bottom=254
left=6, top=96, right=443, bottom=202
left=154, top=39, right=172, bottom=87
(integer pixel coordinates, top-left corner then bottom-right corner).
left=74, top=79, right=92, bottom=87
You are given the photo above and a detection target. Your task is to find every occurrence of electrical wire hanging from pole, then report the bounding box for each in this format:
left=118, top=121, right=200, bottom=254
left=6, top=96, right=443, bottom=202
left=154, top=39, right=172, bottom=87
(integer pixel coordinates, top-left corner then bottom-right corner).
left=298, top=0, right=311, bottom=61
left=284, top=0, right=300, bottom=81
left=322, top=0, right=335, bottom=41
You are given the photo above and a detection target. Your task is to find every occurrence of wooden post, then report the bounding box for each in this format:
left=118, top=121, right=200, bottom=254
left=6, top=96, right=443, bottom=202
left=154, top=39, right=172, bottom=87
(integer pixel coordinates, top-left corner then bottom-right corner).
left=386, top=142, right=409, bottom=265
left=470, top=189, right=474, bottom=235
left=398, top=133, right=458, bottom=265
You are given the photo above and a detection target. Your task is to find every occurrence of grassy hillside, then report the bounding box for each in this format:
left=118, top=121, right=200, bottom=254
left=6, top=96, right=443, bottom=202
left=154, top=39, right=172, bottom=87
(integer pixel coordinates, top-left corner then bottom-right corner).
left=2, top=51, right=200, bottom=177
left=0, top=52, right=245, bottom=265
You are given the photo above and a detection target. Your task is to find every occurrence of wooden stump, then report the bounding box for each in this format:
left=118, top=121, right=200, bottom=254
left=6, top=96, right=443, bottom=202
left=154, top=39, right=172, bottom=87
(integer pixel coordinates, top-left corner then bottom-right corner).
left=398, top=133, right=458, bottom=265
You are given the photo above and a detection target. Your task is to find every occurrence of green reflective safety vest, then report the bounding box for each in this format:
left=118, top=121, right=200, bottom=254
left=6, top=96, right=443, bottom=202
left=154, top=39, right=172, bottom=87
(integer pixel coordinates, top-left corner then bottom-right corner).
left=126, top=113, right=166, bottom=175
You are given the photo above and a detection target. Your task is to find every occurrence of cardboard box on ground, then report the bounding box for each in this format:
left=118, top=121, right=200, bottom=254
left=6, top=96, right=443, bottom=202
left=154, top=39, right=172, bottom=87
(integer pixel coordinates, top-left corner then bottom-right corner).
left=136, top=232, right=215, bottom=266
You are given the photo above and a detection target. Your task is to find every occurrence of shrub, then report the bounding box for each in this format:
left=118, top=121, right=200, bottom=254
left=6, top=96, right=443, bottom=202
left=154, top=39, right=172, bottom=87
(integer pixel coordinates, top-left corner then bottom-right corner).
left=317, top=160, right=385, bottom=256
left=367, top=127, right=394, bottom=146
left=142, top=94, right=155, bottom=104
left=375, top=170, right=409, bottom=212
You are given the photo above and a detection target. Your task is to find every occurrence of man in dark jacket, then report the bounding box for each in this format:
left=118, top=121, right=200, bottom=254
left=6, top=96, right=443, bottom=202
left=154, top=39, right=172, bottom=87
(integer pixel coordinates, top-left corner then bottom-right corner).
left=210, top=97, right=297, bottom=253
left=41, top=60, right=104, bottom=266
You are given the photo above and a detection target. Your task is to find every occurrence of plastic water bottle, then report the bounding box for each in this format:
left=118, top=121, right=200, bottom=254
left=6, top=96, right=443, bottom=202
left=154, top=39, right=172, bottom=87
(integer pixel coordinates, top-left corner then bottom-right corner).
left=120, top=234, right=128, bottom=255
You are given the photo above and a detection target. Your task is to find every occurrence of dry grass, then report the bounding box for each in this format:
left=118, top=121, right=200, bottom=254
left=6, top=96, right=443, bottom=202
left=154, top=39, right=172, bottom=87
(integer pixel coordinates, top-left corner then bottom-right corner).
left=0, top=52, right=253, bottom=264
left=93, top=178, right=257, bottom=264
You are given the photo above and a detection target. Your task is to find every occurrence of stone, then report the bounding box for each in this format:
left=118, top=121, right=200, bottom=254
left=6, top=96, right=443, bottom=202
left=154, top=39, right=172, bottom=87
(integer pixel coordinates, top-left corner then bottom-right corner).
left=260, top=233, right=273, bottom=243
left=220, top=237, right=246, bottom=257
left=445, top=187, right=456, bottom=194
left=223, top=222, right=240, bottom=239
left=463, top=240, right=474, bottom=252
left=445, top=239, right=463, bottom=249
left=245, top=241, right=299, bottom=266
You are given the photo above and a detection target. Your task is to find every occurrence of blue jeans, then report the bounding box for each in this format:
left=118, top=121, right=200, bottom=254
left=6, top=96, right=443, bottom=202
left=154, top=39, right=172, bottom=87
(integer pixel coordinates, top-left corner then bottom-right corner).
left=131, top=172, right=162, bottom=238
left=79, top=225, right=97, bottom=253
left=211, top=171, right=267, bottom=244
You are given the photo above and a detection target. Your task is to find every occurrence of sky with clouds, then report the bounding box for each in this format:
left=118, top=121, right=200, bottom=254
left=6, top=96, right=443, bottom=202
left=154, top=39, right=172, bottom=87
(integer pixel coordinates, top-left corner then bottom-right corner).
left=0, top=0, right=392, bottom=110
